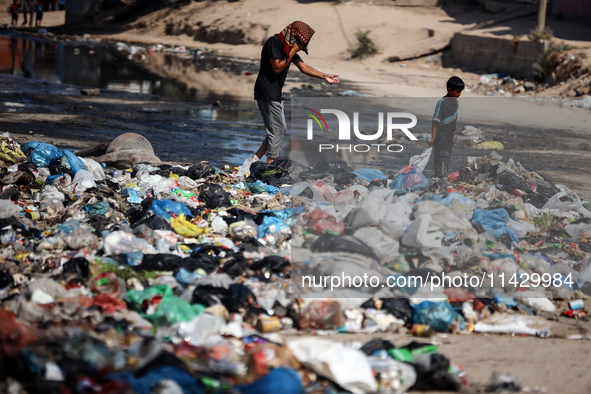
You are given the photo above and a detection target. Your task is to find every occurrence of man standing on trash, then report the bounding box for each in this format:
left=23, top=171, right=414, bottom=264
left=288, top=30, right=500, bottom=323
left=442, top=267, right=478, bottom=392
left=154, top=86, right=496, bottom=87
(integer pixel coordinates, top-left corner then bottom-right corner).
left=252, top=21, right=339, bottom=164
left=428, top=76, right=464, bottom=178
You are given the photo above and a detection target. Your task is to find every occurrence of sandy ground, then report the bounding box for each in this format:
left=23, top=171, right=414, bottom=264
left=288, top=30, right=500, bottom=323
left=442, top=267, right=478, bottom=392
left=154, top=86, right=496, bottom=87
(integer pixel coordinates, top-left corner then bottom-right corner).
left=1, top=1, right=591, bottom=392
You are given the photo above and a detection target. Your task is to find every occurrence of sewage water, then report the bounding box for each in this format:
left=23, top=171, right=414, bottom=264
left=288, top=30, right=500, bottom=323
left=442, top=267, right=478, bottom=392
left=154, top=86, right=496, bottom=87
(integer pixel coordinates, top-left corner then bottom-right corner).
left=0, top=33, right=272, bottom=165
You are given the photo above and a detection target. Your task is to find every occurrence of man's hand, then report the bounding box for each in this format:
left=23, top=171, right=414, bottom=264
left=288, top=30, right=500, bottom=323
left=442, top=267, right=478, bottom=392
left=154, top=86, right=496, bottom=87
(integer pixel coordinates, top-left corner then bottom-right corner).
left=324, top=74, right=339, bottom=84
left=428, top=138, right=435, bottom=146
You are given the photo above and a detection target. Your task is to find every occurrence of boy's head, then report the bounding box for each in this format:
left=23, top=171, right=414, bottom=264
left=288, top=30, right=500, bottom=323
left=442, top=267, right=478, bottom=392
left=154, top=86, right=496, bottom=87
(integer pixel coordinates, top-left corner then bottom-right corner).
left=446, top=76, right=464, bottom=97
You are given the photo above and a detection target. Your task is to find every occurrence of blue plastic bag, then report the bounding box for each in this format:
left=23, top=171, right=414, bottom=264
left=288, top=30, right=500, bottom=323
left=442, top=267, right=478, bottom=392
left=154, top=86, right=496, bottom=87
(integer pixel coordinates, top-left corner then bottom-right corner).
left=83, top=201, right=110, bottom=216
left=352, top=168, right=388, bottom=182
left=23, top=141, right=63, bottom=168
left=262, top=207, right=304, bottom=220
left=471, top=208, right=519, bottom=243
left=257, top=216, right=290, bottom=239
left=108, top=366, right=203, bottom=394
left=247, top=180, right=280, bottom=195
left=62, top=149, right=86, bottom=174
left=413, top=301, right=465, bottom=332
left=390, top=165, right=429, bottom=195
left=236, top=368, right=305, bottom=394
left=149, top=199, right=192, bottom=221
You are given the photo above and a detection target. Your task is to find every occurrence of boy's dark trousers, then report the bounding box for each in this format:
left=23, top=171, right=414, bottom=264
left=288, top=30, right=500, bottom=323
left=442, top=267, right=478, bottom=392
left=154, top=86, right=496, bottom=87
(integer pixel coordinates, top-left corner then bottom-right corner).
left=433, top=148, right=451, bottom=177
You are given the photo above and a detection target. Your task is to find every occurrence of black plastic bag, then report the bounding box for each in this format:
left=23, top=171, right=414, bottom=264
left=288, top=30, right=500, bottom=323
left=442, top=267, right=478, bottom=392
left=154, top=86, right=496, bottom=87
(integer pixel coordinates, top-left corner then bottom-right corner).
left=251, top=256, right=290, bottom=275
left=311, top=233, right=380, bottom=262
left=221, top=257, right=250, bottom=278
left=133, top=214, right=174, bottom=231
left=191, top=285, right=230, bottom=307
left=409, top=352, right=461, bottom=392
left=0, top=270, right=14, bottom=289
left=0, top=188, right=20, bottom=201
left=186, top=162, right=216, bottom=180
left=360, top=339, right=396, bottom=356
left=199, top=183, right=231, bottom=209
left=135, top=254, right=183, bottom=271
left=249, top=161, right=286, bottom=181
left=333, top=172, right=358, bottom=185
left=62, top=257, right=90, bottom=279
left=314, top=158, right=352, bottom=174
left=361, top=297, right=414, bottom=325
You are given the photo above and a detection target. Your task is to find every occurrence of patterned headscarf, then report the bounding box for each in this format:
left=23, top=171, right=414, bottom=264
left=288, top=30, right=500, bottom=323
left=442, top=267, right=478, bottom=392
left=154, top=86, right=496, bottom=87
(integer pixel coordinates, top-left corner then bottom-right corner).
left=277, top=21, right=315, bottom=56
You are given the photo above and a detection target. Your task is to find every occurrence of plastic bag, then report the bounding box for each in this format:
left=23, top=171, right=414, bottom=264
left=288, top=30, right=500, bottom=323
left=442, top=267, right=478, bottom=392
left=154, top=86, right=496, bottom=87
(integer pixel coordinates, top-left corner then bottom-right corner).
left=353, top=227, right=400, bottom=264
left=413, top=300, right=464, bottom=332
left=565, top=222, right=591, bottom=239
left=80, top=157, right=105, bottom=181
left=0, top=199, right=22, bottom=219
left=0, top=140, right=27, bottom=163
left=200, top=183, right=232, bottom=209
left=247, top=180, right=280, bottom=195
left=103, top=231, right=156, bottom=255
left=542, top=191, right=583, bottom=212
left=257, top=216, right=290, bottom=239
left=507, top=220, right=536, bottom=238
left=351, top=168, right=388, bottom=182
left=401, top=214, right=444, bottom=249
left=390, top=165, right=429, bottom=195
left=474, top=141, right=504, bottom=150
left=347, top=189, right=397, bottom=230
left=170, top=214, right=206, bottom=238
left=237, top=367, right=305, bottom=394
left=236, top=156, right=259, bottom=178
left=149, top=199, right=192, bottom=221
left=471, top=208, right=519, bottom=243
left=368, top=357, right=417, bottom=394
left=62, top=149, right=86, bottom=174
left=22, top=141, right=63, bottom=167
left=287, top=338, right=377, bottom=394
left=186, top=161, right=215, bottom=180
left=71, top=169, right=97, bottom=194
left=298, top=300, right=345, bottom=330
left=409, top=147, right=432, bottom=172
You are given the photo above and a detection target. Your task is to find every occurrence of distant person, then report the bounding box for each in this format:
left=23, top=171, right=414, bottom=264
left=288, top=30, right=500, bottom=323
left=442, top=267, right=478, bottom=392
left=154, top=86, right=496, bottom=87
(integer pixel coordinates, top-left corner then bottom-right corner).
left=22, top=0, right=34, bottom=26
left=428, top=76, right=464, bottom=178
left=35, top=0, right=43, bottom=26
left=8, top=0, right=20, bottom=25
left=252, top=21, right=339, bottom=164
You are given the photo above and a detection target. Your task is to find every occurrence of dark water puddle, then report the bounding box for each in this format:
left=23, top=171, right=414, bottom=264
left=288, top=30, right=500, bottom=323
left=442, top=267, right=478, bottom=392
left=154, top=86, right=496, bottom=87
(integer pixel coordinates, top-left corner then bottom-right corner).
left=0, top=33, right=257, bottom=107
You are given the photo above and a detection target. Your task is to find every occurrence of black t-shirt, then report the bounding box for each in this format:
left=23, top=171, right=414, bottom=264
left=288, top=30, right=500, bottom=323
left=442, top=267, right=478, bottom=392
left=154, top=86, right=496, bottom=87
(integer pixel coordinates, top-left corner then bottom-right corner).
left=432, top=96, right=459, bottom=151
left=254, top=35, right=301, bottom=101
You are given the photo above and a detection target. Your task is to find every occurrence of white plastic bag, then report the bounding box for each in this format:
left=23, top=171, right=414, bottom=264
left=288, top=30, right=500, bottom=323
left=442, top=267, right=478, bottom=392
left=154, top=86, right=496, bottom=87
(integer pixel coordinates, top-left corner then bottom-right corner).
left=353, top=227, right=400, bottom=264
left=401, top=214, right=443, bottom=249
left=543, top=191, right=582, bottom=212
left=0, top=199, right=22, bottom=219
left=287, top=338, right=378, bottom=394
left=348, top=189, right=397, bottom=230
left=236, top=156, right=259, bottom=178
left=80, top=157, right=105, bottom=181
left=409, top=147, right=432, bottom=172
left=71, top=170, right=97, bottom=194
left=565, top=222, right=591, bottom=239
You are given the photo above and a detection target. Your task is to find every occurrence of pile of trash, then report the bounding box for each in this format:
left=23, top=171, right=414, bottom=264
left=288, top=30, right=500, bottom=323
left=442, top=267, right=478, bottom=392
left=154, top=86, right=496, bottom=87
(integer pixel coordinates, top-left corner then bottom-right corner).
left=0, top=131, right=590, bottom=393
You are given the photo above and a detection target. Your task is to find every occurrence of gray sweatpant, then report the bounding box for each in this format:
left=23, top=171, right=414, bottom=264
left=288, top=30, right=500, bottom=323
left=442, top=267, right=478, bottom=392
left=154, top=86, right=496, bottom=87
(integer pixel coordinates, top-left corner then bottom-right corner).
left=433, top=148, right=451, bottom=177
left=257, top=100, right=286, bottom=159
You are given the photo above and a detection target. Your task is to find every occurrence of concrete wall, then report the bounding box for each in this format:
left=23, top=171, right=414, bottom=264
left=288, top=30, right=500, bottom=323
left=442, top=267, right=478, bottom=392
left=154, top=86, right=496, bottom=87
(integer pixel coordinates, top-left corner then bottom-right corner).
left=65, top=0, right=102, bottom=25
left=451, top=32, right=549, bottom=79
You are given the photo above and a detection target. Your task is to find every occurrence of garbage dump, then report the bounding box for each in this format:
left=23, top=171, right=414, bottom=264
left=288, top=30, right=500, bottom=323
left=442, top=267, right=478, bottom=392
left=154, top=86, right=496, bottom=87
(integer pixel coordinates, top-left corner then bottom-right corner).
left=0, top=131, right=590, bottom=393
